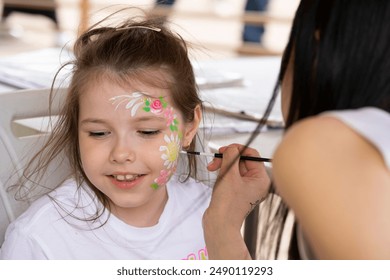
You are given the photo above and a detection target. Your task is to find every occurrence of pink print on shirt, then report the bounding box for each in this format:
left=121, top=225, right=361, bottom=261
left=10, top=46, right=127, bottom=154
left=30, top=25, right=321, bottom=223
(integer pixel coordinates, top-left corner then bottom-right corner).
left=183, top=247, right=208, bottom=260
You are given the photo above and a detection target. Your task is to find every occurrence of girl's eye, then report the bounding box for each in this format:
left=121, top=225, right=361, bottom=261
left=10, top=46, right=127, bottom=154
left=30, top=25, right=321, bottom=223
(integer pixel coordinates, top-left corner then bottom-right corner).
left=89, top=131, right=110, bottom=138
left=138, top=130, right=161, bottom=136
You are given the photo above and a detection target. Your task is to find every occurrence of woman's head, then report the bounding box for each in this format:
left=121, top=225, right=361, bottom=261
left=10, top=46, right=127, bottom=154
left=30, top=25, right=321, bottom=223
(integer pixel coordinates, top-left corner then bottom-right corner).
left=280, top=0, right=390, bottom=127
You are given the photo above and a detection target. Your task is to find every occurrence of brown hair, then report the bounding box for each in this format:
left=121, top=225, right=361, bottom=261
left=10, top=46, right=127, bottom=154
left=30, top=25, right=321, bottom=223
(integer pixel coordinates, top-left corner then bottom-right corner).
left=19, top=9, right=203, bottom=222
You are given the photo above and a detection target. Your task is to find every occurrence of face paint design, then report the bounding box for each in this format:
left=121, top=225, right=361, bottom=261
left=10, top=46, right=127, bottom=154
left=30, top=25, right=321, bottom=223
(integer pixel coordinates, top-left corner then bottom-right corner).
left=151, top=169, right=172, bottom=190
left=109, top=92, right=183, bottom=190
left=110, top=92, right=145, bottom=116
left=143, top=97, right=166, bottom=115
left=160, top=134, right=181, bottom=169
left=164, top=107, right=179, bottom=132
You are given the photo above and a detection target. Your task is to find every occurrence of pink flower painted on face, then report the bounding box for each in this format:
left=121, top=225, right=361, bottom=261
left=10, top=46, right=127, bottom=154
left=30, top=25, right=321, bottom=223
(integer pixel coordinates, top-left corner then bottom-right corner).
left=150, top=99, right=163, bottom=114
left=164, top=107, right=176, bottom=126
left=151, top=169, right=174, bottom=189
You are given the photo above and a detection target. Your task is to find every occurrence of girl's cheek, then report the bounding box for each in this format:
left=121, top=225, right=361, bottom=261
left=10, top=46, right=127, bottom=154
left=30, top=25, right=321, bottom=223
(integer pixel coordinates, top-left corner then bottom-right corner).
left=151, top=132, right=181, bottom=190
left=109, top=92, right=183, bottom=189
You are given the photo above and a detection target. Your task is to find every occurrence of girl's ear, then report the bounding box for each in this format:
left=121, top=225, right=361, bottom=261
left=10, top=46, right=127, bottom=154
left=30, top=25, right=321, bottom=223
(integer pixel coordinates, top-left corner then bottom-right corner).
left=182, top=105, right=202, bottom=148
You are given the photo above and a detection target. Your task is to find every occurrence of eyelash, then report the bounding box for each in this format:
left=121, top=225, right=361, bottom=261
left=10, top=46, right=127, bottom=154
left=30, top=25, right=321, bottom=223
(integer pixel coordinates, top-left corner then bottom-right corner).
left=87, top=130, right=161, bottom=138
left=88, top=131, right=110, bottom=138
left=138, top=130, right=161, bottom=136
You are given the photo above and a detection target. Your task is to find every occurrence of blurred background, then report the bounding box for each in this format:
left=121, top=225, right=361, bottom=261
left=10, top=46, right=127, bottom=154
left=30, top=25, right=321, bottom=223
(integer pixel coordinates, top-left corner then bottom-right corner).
left=0, top=0, right=299, bottom=60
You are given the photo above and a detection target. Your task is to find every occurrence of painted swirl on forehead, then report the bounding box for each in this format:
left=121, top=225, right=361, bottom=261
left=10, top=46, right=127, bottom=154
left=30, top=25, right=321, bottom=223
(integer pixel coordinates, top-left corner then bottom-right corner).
left=109, top=92, right=183, bottom=190
left=109, top=92, right=147, bottom=117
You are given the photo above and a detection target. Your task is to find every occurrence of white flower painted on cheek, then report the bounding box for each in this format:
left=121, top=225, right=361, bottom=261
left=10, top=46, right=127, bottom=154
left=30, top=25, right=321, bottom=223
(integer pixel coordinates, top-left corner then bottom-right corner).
left=159, top=134, right=181, bottom=170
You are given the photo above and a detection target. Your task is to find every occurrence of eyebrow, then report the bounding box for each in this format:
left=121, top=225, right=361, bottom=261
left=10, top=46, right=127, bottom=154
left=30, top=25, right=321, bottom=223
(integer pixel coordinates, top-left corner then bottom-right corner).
left=79, top=118, right=107, bottom=126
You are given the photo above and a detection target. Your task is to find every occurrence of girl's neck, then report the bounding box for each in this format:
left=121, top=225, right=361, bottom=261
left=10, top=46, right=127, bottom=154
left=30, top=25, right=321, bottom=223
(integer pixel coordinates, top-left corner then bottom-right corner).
left=110, top=186, right=169, bottom=228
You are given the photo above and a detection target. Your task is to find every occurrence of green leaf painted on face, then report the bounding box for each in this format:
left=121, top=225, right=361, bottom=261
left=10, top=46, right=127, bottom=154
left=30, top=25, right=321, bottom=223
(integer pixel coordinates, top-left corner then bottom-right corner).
left=159, top=96, right=168, bottom=108
left=151, top=183, right=159, bottom=190
left=170, top=124, right=178, bottom=132
left=143, top=107, right=150, bottom=112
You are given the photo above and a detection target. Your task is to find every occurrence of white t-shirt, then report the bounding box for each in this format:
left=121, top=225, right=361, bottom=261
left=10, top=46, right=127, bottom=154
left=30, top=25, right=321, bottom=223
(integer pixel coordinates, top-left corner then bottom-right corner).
left=297, top=107, right=390, bottom=259
left=0, top=176, right=211, bottom=260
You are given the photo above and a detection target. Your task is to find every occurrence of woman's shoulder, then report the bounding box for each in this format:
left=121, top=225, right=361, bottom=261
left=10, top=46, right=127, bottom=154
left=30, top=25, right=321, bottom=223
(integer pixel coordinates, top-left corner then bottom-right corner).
left=274, top=115, right=355, bottom=159
left=272, top=112, right=390, bottom=212
left=275, top=114, right=356, bottom=156
left=273, top=113, right=390, bottom=258
left=324, top=107, right=390, bottom=168
left=273, top=114, right=388, bottom=190
left=274, top=109, right=390, bottom=169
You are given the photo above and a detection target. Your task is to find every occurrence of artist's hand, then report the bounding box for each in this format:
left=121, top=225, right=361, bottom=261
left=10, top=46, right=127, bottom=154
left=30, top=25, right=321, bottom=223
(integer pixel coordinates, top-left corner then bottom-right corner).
left=203, top=144, right=270, bottom=259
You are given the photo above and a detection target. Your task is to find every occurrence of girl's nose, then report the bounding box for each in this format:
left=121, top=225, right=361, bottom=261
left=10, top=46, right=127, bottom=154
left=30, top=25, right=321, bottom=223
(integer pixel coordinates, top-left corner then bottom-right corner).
left=109, top=139, right=135, bottom=164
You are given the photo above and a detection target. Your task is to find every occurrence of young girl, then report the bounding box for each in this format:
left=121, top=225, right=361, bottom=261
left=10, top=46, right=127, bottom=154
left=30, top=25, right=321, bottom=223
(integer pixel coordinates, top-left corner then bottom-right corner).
left=0, top=13, right=211, bottom=260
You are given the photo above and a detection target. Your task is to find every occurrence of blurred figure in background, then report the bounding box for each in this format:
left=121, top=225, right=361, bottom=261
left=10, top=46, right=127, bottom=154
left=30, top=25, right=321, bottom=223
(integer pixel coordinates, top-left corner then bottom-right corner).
left=0, top=0, right=68, bottom=47
left=154, top=0, right=269, bottom=44
left=243, top=0, right=269, bottom=44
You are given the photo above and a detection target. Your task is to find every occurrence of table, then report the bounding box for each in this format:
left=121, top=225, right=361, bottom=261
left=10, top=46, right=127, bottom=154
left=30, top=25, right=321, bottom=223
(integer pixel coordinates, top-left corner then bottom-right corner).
left=196, top=56, right=284, bottom=159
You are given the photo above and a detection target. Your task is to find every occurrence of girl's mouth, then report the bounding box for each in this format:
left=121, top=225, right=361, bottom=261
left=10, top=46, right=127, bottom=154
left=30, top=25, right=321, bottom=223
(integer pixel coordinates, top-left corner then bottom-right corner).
left=109, top=174, right=146, bottom=189
left=111, top=174, right=142, bottom=182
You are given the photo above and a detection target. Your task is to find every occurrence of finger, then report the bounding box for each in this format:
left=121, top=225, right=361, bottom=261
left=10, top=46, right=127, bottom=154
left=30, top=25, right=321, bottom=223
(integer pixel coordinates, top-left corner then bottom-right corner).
left=207, top=158, right=221, bottom=171
left=207, top=144, right=264, bottom=174
left=238, top=146, right=264, bottom=176
left=218, top=145, right=241, bottom=178
left=206, top=145, right=230, bottom=171
left=221, top=144, right=263, bottom=176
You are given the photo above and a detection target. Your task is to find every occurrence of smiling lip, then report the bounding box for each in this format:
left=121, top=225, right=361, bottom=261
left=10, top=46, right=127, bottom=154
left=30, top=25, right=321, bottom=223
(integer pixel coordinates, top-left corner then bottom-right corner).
left=109, top=174, right=145, bottom=189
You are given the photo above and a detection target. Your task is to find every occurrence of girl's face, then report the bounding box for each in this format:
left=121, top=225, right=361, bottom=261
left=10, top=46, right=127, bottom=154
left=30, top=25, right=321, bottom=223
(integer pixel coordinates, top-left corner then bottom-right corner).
left=78, top=71, right=200, bottom=226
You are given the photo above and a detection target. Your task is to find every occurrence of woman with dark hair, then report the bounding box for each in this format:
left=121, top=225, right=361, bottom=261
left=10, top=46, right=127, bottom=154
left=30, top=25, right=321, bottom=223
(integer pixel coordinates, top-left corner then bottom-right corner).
left=203, top=0, right=390, bottom=259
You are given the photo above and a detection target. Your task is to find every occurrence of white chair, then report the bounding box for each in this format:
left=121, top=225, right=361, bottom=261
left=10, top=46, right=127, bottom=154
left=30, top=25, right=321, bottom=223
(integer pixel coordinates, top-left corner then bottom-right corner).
left=0, top=87, right=69, bottom=245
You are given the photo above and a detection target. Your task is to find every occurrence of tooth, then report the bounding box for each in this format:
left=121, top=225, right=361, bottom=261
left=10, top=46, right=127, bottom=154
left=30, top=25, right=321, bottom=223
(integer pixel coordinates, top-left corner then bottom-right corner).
left=125, top=175, right=133, bottom=180
left=116, top=175, right=125, bottom=181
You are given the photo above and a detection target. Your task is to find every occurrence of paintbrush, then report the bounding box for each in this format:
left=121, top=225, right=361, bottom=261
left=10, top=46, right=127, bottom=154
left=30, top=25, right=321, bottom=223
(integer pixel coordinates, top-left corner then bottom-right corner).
left=180, top=151, right=272, bottom=162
